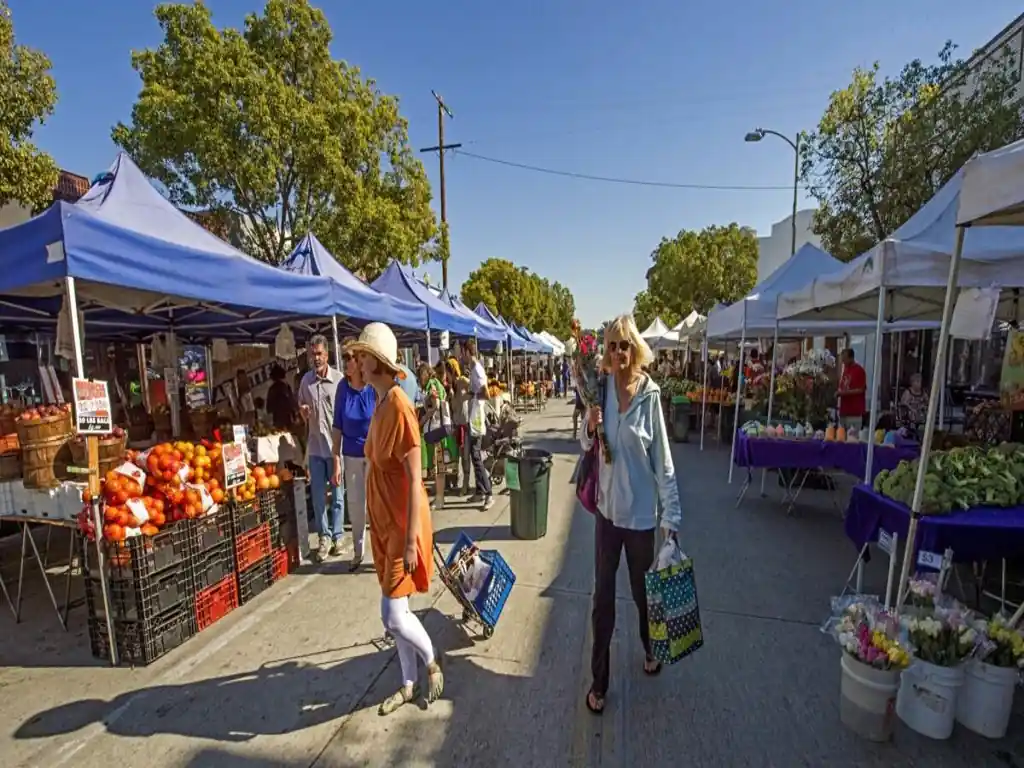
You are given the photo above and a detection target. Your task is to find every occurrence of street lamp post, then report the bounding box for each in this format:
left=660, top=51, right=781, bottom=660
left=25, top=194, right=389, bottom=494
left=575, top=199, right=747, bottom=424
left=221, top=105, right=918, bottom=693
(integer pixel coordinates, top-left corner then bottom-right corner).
left=745, top=128, right=800, bottom=256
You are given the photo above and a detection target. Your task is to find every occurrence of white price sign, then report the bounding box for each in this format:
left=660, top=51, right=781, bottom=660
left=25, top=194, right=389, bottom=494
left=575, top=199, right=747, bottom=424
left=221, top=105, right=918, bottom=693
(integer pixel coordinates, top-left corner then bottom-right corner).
left=917, top=550, right=943, bottom=570
left=877, top=530, right=894, bottom=556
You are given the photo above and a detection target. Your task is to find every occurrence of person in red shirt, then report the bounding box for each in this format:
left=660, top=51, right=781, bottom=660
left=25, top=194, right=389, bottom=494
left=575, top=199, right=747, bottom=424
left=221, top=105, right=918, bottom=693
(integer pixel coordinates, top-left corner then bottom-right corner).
left=838, top=348, right=867, bottom=429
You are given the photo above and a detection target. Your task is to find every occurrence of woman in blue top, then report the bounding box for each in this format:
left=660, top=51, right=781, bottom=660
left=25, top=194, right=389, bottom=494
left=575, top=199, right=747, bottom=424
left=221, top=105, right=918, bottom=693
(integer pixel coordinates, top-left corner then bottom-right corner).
left=332, top=343, right=378, bottom=572
left=580, top=313, right=682, bottom=715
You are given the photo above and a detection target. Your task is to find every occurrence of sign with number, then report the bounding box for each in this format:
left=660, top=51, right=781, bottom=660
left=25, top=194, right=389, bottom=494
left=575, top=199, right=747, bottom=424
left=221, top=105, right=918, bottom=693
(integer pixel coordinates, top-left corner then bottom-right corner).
left=917, top=550, right=943, bottom=570
left=222, top=442, right=247, bottom=490
left=72, top=378, right=112, bottom=434
left=505, top=461, right=520, bottom=492
left=877, top=530, right=893, bottom=556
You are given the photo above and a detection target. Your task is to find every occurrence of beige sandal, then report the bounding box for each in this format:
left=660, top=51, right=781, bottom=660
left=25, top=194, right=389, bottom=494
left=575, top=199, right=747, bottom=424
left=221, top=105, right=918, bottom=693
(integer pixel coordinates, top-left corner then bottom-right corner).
left=378, top=683, right=419, bottom=716
left=427, top=658, right=445, bottom=703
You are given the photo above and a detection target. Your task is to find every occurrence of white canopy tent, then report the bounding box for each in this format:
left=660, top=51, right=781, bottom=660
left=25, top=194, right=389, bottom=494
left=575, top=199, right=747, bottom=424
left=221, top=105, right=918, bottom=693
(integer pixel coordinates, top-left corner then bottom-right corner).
left=536, top=331, right=566, bottom=355
left=882, top=139, right=1024, bottom=615
left=651, top=310, right=705, bottom=350
left=640, top=316, right=670, bottom=341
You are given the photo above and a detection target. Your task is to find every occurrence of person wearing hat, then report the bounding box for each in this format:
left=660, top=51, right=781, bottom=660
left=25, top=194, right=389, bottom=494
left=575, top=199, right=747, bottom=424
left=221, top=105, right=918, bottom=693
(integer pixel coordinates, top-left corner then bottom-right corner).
left=347, top=322, right=443, bottom=715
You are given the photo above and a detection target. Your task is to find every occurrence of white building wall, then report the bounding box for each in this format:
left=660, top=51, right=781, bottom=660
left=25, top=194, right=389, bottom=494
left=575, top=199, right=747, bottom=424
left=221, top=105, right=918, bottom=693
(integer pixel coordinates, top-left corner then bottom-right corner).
left=755, top=208, right=821, bottom=284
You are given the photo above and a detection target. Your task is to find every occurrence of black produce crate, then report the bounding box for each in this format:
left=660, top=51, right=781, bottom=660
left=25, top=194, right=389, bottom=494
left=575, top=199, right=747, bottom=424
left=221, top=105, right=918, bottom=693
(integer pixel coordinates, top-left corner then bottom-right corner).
left=236, top=557, right=273, bottom=606
left=88, top=601, right=196, bottom=666
left=184, top=506, right=233, bottom=558
left=232, top=498, right=272, bottom=537
left=277, top=480, right=296, bottom=521
left=190, top=540, right=235, bottom=593
left=269, top=515, right=282, bottom=549
left=90, top=526, right=189, bottom=583
left=85, top=563, right=191, bottom=622
left=256, top=489, right=278, bottom=519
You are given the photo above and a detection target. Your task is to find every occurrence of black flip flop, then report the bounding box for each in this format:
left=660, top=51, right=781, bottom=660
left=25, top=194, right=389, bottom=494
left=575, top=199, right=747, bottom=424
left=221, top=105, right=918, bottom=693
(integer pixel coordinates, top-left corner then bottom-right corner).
left=585, top=690, right=605, bottom=715
left=643, top=658, right=663, bottom=676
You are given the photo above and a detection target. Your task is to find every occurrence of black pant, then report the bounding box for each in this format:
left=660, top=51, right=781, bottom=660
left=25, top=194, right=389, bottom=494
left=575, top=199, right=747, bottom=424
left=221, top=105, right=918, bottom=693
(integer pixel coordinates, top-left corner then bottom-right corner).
left=468, top=434, right=492, bottom=496
left=591, top=513, right=655, bottom=696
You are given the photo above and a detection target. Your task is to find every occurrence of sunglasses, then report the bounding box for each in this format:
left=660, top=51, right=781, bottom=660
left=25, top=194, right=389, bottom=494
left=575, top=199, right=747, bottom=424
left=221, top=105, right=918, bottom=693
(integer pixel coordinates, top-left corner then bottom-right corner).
left=608, top=341, right=632, bottom=353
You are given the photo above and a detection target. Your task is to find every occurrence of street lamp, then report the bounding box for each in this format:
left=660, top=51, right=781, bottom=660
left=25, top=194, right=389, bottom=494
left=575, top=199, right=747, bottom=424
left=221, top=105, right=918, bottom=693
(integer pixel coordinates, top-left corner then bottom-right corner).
left=745, top=128, right=801, bottom=256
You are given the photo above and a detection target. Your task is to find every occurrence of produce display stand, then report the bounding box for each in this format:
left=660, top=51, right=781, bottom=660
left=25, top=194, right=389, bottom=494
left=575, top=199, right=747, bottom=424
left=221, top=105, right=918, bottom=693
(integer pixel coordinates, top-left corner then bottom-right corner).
left=0, top=515, right=81, bottom=629
left=731, top=433, right=919, bottom=513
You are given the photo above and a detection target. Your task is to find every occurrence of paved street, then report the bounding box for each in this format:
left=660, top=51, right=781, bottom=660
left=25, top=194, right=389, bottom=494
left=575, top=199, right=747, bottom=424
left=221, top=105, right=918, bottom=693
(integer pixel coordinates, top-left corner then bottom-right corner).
left=4, top=399, right=1024, bottom=767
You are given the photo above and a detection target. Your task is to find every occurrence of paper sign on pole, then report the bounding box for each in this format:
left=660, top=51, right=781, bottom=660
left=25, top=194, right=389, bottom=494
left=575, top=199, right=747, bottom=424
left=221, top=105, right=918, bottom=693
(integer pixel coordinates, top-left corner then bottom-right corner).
left=72, top=378, right=112, bottom=434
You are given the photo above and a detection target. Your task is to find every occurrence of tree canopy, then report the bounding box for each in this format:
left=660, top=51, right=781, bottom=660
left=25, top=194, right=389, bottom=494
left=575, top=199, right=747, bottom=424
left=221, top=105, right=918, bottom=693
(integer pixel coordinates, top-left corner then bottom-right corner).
left=801, top=41, right=1024, bottom=262
left=632, top=223, right=758, bottom=330
left=0, top=1, right=58, bottom=211
left=460, top=258, right=576, bottom=339
left=113, top=0, right=438, bottom=275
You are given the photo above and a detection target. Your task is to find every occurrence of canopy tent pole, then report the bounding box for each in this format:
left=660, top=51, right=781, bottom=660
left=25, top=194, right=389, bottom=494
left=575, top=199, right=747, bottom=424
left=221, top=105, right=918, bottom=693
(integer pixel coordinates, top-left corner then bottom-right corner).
left=683, top=335, right=690, bottom=378
left=863, top=283, right=888, bottom=483
left=331, top=316, right=342, bottom=369
left=893, top=332, right=904, bottom=409
left=699, top=335, right=709, bottom=451
left=204, top=345, right=214, bottom=409
left=168, top=327, right=181, bottom=438
left=759, top=318, right=781, bottom=495
left=727, top=328, right=746, bottom=484
left=895, top=226, right=967, bottom=609
left=136, top=344, right=150, bottom=413
left=64, top=275, right=118, bottom=666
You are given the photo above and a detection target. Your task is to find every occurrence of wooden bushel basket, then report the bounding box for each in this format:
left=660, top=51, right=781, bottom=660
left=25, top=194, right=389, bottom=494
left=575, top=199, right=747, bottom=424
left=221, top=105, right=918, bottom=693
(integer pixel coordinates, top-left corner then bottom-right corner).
left=0, top=451, right=21, bottom=481
left=21, top=436, right=73, bottom=489
left=70, top=435, right=125, bottom=477
left=15, top=411, right=72, bottom=445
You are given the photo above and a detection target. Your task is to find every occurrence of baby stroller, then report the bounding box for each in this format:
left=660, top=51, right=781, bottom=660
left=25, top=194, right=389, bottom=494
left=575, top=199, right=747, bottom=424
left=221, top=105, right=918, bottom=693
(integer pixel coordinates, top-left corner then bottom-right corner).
left=483, top=403, right=522, bottom=487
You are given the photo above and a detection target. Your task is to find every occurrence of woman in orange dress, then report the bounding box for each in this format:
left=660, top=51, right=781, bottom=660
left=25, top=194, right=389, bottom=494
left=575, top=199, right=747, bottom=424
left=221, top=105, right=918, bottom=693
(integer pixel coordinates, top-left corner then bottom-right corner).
left=348, top=322, right=444, bottom=715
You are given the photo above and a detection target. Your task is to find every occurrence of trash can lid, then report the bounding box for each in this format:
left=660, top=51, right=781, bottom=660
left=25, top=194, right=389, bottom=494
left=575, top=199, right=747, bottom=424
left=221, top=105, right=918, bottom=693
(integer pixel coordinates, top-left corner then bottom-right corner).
left=521, top=448, right=553, bottom=465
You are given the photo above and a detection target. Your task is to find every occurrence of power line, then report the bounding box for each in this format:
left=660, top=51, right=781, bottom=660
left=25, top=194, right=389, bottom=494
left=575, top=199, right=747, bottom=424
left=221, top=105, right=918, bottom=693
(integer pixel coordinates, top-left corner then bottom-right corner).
left=452, top=149, right=803, bottom=191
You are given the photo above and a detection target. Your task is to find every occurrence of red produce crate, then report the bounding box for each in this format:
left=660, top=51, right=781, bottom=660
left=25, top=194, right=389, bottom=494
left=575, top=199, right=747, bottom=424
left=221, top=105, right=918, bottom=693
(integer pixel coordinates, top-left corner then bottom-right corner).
left=234, top=521, right=272, bottom=572
left=195, top=573, right=238, bottom=632
left=270, top=547, right=289, bottom=583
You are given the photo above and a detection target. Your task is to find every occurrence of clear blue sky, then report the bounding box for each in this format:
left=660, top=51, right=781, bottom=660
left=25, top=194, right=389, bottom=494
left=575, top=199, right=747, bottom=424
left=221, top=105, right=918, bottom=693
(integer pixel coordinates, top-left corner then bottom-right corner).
left=8, top=1, right=1023, bottom=328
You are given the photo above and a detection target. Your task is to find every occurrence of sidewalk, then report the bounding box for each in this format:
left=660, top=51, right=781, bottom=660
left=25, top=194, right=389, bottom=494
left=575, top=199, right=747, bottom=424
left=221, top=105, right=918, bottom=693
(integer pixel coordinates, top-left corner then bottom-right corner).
left=5, top=399, right=1023, bottom=767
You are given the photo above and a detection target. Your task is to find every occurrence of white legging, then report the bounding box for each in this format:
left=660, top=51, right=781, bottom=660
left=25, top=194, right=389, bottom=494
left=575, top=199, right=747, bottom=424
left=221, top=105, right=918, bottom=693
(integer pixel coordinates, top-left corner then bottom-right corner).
left=381, top=596, right=435, bottom=687
left=343, top=456, right=367, bottom=559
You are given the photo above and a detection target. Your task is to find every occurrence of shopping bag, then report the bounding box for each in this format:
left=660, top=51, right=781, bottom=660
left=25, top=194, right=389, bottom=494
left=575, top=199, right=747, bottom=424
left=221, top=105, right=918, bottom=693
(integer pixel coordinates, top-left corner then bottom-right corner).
left=424, top=399, right=452, bottom=445
left=575, top=441, right=600, bottom=514
left=645, top=539, right=703, bottom=665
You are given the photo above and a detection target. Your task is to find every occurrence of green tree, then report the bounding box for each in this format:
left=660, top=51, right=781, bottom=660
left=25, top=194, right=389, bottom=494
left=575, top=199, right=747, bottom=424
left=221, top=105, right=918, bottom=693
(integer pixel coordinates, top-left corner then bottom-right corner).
left=801, top=41, right=1024, bottom=262
left=113, top=0, right=438, bottom=273
left=0, top=1, right=58, bottom=211
left=460, top=258, right=576, bottom=337
left=634, top=223, right=757, bottom=323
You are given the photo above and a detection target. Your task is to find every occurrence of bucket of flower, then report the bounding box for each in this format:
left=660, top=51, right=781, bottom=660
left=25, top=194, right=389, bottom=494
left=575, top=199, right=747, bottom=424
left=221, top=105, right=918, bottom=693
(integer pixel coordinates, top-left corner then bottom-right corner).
left=955, top=614, right=1024, bottom=739
left=898, top=601, right=977, bottom=740
left=830, top=598, right=910, bottom=742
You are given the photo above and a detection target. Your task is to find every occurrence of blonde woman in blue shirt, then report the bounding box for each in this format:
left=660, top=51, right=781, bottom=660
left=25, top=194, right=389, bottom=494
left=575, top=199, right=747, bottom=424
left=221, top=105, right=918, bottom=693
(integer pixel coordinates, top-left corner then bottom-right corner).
left=581, top=313, right=682, bottom=715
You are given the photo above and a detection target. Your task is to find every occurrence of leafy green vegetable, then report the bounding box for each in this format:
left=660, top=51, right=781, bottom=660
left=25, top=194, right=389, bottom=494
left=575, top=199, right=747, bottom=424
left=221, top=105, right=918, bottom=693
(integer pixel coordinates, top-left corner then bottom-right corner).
left=874, top=443, right=1024, bottom=514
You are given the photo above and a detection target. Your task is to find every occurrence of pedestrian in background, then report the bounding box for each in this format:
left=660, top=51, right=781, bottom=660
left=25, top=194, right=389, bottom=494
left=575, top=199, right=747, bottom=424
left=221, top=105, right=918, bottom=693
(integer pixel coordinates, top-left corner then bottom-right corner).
left=581, top=313, right=682, bottom=715
left=332, top=342, right=376, bottom=572
left=348, top=322, right=443, bottom=715
left=462, top=339, right=493, bottom=510
left=298, top=334, right=344, bottom=563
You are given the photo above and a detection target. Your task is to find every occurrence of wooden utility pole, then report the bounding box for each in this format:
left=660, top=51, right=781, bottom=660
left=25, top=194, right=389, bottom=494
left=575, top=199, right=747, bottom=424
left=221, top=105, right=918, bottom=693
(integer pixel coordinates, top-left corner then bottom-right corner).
left=420, top=91, right=461, bottom=291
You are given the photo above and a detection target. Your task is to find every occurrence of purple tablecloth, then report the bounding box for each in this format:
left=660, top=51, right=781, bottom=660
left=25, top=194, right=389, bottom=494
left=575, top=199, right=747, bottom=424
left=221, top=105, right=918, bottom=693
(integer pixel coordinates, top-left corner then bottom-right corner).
left=844, top=484, right=1024, bottom=564
left=733, top=433, right=918, bottom=480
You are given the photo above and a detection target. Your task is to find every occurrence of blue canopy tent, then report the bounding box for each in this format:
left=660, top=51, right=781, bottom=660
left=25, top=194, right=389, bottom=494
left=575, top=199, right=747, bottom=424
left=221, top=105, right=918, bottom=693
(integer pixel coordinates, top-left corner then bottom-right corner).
left=372, top=261, right=482, bottom=337
left=514, top=323, right=552, bottom=353
left=437, top=290, right=506, bottom=342
left=279, top=233, right=428, bottom=332
left=0, top=153, right=340, bottom=351
left=502, top=319, right=542, bottom=352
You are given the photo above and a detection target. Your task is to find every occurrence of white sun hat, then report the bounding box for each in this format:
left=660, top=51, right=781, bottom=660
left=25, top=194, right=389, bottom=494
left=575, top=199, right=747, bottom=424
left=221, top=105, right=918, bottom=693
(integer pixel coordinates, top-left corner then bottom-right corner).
left=346, top=322, right=406, bottom=379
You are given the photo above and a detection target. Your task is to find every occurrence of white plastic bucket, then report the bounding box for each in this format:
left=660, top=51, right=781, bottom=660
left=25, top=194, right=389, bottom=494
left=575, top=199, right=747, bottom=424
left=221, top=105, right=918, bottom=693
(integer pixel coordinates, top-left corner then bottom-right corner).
left=896, top=660, right=965, bottom=740
left=955, top=659, right=1019, bottom=739
left=839, top=653, right=901, bottom=742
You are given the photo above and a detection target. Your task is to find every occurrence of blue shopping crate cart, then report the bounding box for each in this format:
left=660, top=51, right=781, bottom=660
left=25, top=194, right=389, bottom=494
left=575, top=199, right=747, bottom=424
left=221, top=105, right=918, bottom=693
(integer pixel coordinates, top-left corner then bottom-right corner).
left=434, top=531, right=515, bottom=639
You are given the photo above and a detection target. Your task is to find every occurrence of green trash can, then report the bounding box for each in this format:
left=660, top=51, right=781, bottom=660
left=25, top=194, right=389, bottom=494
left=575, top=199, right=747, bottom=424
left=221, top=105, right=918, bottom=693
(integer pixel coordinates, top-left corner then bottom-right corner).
left=670, top=395, right=691, bottom=443
left=506, top=449, right=553, bottom=540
